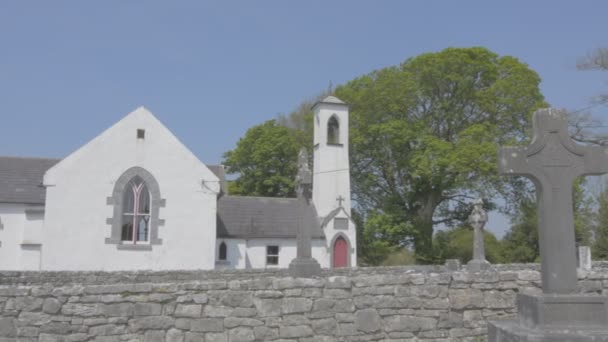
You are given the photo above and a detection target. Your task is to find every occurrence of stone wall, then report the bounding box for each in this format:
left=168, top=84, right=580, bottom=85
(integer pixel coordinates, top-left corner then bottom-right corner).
left=1, top=264, right=608, bottom=342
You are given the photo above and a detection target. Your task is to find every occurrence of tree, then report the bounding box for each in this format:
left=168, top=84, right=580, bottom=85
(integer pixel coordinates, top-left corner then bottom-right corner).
left=594, top=181, right=608, bottom=260
left=222, top=120, right=300, bottom=197
left=334, top=47, right=545, bottom=262
left=501, top=197, right=539, bottom=263
left=578, top=47, right=608, bottom=105
left=501, top=178, right=594, bottom=263
left=433, top=226, right=504, bottom=264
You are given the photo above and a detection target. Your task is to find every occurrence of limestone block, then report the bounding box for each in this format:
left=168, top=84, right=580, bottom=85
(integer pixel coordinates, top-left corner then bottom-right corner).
left=231, top=307, right=257, bottom=317
left=205, top=332, right=227, bottom=342
left=166, top=328, right=184, bottom=342
left=39, top=322, right=73, bottom=335
left=184, top=332, right=205, bottom=342
left=228, top=327, right=255, bottom=342
left=0, top=318, right=16, bottom=337
left=311, top=317, right=337, bottom=335
left=282, top=298, right=312, bottom=314
left=253, top=298, right=281, bottom=317
left=279, top=325, right=314, bottom=338
left=42, top=298, right=62, bottom=314
left=127, top=316, right=174, bottom=332
left=102, top=303, right=133, bottom=317
left=61, top=303, right=101, bottom=317
left=134, top=303, right=162, bottom=316
left=253, top=326, right=278, bottom=341
left=144, top=330, right=165, bottom=342
left=221, top=292, right=253, bottom=308
left=354, top=308, right=381, bottom=333
left=174, top=304, right=202, bottom=318
left=383, top=315, right=437, bottom=332
left=190, top=319, right=224, bottom=332
left=223, top=317, right=263, bottom=328
left=203, top=305, right=233, bottom=318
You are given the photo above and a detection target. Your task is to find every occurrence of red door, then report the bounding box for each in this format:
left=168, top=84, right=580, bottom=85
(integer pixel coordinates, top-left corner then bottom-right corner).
left=333, top=237, right=348, bottom=268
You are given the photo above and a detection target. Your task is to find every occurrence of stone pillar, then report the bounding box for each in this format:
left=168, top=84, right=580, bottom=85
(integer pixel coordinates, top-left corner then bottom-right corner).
left=489, top=108, right=608, bottom=341
left=578, top=245, right=592, bottom=271
left=289, top=149, right=321, bottom=277
left=467, top=198, right=491, bottom=272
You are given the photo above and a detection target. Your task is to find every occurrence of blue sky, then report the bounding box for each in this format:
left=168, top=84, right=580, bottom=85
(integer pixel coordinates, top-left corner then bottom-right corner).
left=1, top=1, right=607, bottom=236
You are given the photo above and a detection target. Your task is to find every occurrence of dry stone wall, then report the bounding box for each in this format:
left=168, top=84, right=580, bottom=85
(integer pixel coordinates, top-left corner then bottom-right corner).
left=1, top=264, right=608, bottom=342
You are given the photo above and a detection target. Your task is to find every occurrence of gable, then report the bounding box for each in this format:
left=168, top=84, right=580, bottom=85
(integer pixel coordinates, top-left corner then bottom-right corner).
left=44, top=107, right=218, bottom=187
left=320, top=206, right=353, bottom=228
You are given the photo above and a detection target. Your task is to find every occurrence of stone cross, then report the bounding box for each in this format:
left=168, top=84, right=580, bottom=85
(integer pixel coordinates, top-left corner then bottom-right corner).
left=499, top=108, right=608, bottom=293
left=467, top=198, right=490, bottom=271
left=289, top=149, right=320, bottom=277
left=295, top=149, right=312, bottom=202
left=336, top=195, right=345, bottom=207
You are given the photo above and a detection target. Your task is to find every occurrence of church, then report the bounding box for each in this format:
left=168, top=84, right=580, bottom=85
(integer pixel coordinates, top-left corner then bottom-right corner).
left=0, top=96, right=357, bottom=271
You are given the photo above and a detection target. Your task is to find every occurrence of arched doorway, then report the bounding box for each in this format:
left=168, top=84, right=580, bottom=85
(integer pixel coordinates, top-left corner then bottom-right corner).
left=333, top=236, right=348, bottom=268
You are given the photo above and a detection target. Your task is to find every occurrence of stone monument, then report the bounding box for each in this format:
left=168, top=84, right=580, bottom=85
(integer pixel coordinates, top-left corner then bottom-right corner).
left=578, top=245, right=592, bottom=271
left=467, top=198, right=491, bottom=271
left=489, top=108, right=608, bottom=341
left=289, top=149, right=321, bottom=277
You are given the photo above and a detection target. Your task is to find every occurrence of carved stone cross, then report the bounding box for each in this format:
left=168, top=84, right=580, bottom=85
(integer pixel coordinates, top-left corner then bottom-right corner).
left=499, top=108, right=608, bottom=293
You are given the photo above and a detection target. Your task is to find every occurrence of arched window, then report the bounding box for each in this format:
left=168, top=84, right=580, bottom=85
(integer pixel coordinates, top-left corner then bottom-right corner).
left=121, top=176, right=151, bottom=243
left=218, top=242, right=227, bottom=261
left=106, top=167, right=165, bottom=250
left=327, top=116, right=340, bottom=145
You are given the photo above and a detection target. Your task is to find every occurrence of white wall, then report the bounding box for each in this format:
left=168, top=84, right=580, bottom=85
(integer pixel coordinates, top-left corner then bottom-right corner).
left=41, top=107, right=219, bottom=271
left=241, top=238, right=329, bottom=269
left=312, top=101, right=351, bottom=218
left=215, top=238, right=247, bottom=269
left=0, top=203, right=44, bottom=270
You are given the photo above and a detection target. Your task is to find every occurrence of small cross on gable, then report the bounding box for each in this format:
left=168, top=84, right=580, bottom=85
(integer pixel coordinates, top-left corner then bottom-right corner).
left=499, top=108, right=608, bottom=294
left=336, top=195, right=345, bottom=207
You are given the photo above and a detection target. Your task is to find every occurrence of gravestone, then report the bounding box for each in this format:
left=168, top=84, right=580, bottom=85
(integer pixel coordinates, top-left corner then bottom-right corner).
left=578, top=245, right=592, bottom=271
left=467, top=198, right=491, bottom=271
left=445, top=259, right=461, bottom=271
left=289, top=149, right=321, bottom=277
left=489, top=108, right=608, bottom=341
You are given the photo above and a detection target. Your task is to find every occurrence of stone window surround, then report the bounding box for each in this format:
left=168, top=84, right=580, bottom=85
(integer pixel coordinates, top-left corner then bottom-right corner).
left=327, top=114, right=342, bottom=146
left=105, top=166, right=165, bottom=251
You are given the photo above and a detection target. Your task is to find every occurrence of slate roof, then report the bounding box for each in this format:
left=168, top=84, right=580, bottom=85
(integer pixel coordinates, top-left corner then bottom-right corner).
left=0, top=156, right=59, bottom=204
left=217, top=196, right=324, bottom=239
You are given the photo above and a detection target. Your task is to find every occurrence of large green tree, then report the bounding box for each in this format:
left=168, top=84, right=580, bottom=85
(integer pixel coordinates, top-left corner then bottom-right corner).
left=594, top=182, right=608, bottom=259
left=501, top=178, right=594, bottom=263
left=334, top=47, right=545, bottom=262
left=433, top=226, right=504, bottom=264
left=222, top=120, right=300, bottom=197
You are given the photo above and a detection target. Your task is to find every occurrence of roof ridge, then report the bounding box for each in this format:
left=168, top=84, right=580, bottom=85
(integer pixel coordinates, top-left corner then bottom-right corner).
left=0, top=155, right=61, bottom=161
left=222, top=195, right=297, bottom=201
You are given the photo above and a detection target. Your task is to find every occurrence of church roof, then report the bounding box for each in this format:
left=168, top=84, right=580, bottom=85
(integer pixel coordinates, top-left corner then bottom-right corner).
left=0, top=156, right=59, bottom=204
left=217, top=196, right=324, bottom=239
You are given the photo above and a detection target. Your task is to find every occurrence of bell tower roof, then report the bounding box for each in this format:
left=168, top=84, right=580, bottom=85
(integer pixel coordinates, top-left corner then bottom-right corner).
left=312, top=96, right=347, bottom=109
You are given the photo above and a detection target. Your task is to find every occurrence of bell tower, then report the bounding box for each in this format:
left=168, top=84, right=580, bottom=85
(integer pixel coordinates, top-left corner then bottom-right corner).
left=312, top=96, right=351, bottom=218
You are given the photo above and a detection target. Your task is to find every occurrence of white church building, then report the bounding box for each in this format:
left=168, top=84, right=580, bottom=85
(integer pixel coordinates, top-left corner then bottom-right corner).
left=0, top=96, right=357, bottom=271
